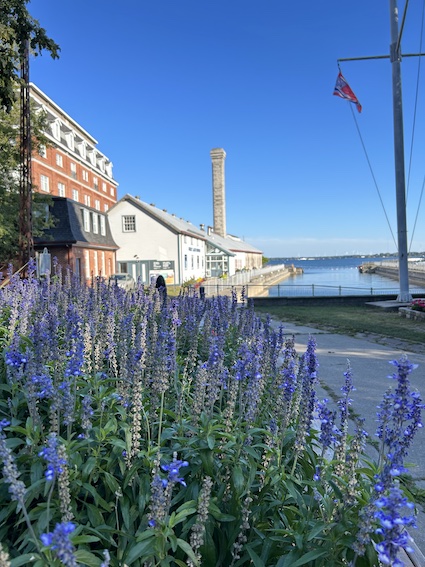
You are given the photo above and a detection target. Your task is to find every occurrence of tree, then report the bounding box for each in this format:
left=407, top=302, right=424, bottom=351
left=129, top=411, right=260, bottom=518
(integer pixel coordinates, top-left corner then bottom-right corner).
left=0, top=0, right=60, bottom=112
left=0, top=99, right=55, bottom=268
left=0, top=0, right=59, bottom=268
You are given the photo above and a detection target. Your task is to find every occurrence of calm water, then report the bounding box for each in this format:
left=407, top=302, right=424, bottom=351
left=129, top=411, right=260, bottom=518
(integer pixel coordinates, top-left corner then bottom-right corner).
left=266, top=256, right=425, bottom=297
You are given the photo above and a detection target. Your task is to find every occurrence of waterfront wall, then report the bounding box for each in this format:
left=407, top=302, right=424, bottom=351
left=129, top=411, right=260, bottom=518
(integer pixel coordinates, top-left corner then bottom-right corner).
left=364, top=261, right=425, bottom=287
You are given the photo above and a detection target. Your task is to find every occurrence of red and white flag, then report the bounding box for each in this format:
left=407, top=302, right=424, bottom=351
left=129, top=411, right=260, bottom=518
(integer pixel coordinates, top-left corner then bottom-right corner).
left=333, top=71, right=362, bottom=113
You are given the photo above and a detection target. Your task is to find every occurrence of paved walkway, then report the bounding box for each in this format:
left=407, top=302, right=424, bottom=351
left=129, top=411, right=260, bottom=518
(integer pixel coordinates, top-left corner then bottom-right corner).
left=269, top=319, right=425, bottom=564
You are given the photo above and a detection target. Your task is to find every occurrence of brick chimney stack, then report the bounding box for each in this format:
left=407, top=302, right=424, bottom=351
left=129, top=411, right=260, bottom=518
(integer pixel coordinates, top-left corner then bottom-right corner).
left=210, top=148, right=226, bottom=238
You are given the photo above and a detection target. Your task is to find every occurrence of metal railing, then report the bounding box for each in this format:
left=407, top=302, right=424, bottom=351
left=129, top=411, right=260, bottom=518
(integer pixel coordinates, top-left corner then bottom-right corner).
left=198, top=282, right=425, bottom=298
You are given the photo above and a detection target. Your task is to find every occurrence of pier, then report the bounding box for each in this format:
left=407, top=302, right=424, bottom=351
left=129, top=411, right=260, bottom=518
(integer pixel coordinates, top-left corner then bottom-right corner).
left=360, top=260, right=425, bottom=287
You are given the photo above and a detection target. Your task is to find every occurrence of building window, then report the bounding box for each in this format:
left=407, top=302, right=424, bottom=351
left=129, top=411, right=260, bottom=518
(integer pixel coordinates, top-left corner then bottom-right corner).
left=72, top=188, right=79, bottom=201
left=84, top=250, right=90, bottom=279
left=104, top=204, right=109, bottom=212
left=82, top=170, right=88, bottom=182
left=40, top=174, right=50, bottom=193
left=70, top=162, right=77, bottom=179
left=197, top=256, right=200, bottom=269
left=94, top=199, right=100, bottom=211
left=101, top=251, right=106, bottom=275
left=52, top=120, right=60, bottom=141
left=93, top=213, right=99, bottom=234
left=83, top=209, right=90, bottom=232
left=110, top=187, right=115, bottom=196
left=93, top=176, right=98, bottom=190
left=39, top=144, right=47, bottom=158
left=56, top=153, right=63, bottom=167
left=122, top=215, right=136, bottom=232
left=102, top=182, right=107, bottom=192
left=58, top=182, right=65, bottom=197
left=84, top=195, right=91, bottom=207
left=191, top=255, right=194, bottom=269
left=184, top=255, right=188, bottom=270
left=93, top=251, right=99, bottom=276
left=100, top=215, right=106, bottom=236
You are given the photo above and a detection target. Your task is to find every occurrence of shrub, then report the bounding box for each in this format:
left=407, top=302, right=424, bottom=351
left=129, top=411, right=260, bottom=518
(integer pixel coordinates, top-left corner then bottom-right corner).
left=0, top=261, right=423, bottom=566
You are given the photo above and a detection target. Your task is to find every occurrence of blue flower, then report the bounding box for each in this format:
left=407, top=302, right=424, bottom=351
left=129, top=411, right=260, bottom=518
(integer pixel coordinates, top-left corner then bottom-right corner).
left=39, top=433, right=67, bottom=481
left=40, top=522, right=77, bottom=567
left=161, top=459, right=189, bottom=487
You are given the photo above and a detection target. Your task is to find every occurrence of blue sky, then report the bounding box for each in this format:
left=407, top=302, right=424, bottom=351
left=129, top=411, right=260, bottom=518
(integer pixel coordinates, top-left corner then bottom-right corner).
left=28, top=0, right=425, bottom=258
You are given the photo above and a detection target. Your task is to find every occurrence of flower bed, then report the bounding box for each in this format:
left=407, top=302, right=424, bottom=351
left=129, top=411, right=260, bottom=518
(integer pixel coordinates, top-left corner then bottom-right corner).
left=399, top=299, right=425, bottom=320
left=0, top=262, right=424, bottom=567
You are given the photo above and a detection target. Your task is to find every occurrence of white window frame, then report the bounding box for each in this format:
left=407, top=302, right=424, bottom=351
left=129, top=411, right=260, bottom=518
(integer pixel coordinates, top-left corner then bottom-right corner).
left=100, top=215, right=106, bottom=236
left=122, top=215, right=136, bottom=232
left=56, top=153, right=63, bottom=167
left=70, top=162, right=77, bottom=179
left=82, top=170, right=89, bottom=182
left=84, top=195, right=91, bottom=207
left=95, top=199, right=100, bottom=211
left=40, top=174, right=50, bottom=193
left=92, top=213, right=99, bottom=234
left=72, top=188, right=79, bottom=201
left=39, top=144, right=47, bottom=158
left=58, top=182, right=65, bottom=197
left=83, top=209, right=90, bottom=232
left=84, top=250, right=90, bottom=279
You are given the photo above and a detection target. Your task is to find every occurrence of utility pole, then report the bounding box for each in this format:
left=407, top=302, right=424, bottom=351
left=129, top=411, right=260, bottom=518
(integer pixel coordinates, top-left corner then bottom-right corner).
left=389, top=0, right=411, bottom=302
left=19, top=38, right=33, bottom=271
left=338, top=0, right=423, bottom=302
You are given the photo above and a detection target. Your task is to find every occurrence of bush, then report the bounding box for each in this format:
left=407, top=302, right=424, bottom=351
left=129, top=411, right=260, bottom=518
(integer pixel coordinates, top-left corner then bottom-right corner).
left=0, top=261, right=423, bottom=566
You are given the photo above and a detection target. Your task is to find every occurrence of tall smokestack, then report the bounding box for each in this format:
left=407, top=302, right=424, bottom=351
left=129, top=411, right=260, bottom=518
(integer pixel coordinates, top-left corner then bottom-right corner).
left=210, top=148, right=226, bottom=238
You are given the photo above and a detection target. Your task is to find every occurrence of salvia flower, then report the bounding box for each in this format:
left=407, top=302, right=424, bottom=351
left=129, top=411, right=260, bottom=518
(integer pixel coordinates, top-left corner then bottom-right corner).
left=161, top=458, right=189, bottom=487
left=40, top=522, right=77, bottom=567
left=0, top=420, right=26, bottom=507
left=39, top=433, right=67, bottom=481
left=373, top=485, right=416, bottom=566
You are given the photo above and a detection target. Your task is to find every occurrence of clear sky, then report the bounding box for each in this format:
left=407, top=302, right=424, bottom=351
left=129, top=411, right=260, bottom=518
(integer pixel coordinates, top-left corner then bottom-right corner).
left=28, top=0, right=425, bottom=258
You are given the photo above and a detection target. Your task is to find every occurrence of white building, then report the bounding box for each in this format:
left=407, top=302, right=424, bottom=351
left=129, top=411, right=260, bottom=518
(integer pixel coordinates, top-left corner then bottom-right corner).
left=107, top=194, right=208, bottom=285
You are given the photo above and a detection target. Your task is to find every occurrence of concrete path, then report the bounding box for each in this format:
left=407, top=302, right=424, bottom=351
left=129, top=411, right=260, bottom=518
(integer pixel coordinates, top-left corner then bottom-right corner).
left=269, top=319, right=425, bottom=564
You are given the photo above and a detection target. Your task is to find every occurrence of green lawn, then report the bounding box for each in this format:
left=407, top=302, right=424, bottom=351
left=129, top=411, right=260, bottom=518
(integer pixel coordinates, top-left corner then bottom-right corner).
left=254, top=303, right=425, bottom=345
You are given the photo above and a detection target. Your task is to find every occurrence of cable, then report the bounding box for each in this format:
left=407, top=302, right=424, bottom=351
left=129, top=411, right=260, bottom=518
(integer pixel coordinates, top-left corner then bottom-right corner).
left=348, top=102, right=398, bottom=250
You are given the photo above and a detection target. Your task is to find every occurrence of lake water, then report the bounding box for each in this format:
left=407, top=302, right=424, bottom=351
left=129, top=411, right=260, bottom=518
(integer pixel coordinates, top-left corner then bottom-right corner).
left=266, top=256, right=425, bottom=297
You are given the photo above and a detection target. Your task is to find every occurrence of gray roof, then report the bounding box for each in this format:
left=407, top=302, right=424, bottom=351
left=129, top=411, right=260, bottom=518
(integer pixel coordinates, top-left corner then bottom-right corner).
left=110, top=194, right=208, bottom=240
left=34, top=197, right=118, bottom=250
left=110, top=194, right=262, bottom=255
left=206, top=232, right=263, bottom=255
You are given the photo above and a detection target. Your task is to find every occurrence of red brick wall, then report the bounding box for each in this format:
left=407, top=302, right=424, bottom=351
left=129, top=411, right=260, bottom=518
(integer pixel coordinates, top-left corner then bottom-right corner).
left=32, top=146, right=117, bottom=212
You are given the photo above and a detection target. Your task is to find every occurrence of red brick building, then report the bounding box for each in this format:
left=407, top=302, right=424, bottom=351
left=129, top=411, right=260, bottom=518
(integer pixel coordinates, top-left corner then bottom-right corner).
left=30, top=83, right=118, bottom=281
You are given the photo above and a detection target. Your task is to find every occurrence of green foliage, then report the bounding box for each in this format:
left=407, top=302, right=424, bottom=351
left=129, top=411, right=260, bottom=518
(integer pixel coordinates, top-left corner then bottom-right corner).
left=0, top=96, right=55, bottom=267
left=0, top=0, right=59, bottom=112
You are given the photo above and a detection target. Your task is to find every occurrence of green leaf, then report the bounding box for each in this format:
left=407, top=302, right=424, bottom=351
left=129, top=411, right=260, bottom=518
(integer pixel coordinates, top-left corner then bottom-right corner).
left=232, top=464, right=245, bottom=496
left=289, top=549, right=328, bottom=567
left=87, top=502, right=105, bottom=526
left=124, top=537, right=156, bottom=565
left=207, top=434, right=215, bottom=449
left=74, top=549, right=101, bottom=566
left=208, top=501, right=236, bottom=522
left=247, top=546, right=266, bottom=567
left=10, top=554, right=41, bottom=567
left=169, top=506, right=197, bottom=528
left=176, top=538, right=199, bottom=565
left=72, top=535, right=100, bottom=544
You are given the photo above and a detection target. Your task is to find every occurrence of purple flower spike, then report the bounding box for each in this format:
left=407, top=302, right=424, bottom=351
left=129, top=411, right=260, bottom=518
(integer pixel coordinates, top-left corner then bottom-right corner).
left=40, top=522, right=77, bottom=567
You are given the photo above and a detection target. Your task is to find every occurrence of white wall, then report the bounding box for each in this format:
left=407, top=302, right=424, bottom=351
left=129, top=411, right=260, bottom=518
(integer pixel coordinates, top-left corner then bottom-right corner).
left=108, top=201, right=207, bottom=284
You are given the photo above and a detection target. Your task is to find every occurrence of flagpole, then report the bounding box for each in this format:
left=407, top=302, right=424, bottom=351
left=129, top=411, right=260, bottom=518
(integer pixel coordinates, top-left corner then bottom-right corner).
left=390, top=0, right=411, bottom=302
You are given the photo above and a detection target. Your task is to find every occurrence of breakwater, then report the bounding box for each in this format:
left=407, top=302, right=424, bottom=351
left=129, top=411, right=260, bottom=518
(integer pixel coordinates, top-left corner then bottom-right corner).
left=361, top=260, right=425, bottom=287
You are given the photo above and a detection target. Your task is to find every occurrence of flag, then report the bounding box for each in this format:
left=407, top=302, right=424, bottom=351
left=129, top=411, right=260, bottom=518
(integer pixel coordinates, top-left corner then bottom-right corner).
left=333, top=71, right=362, bottom=113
